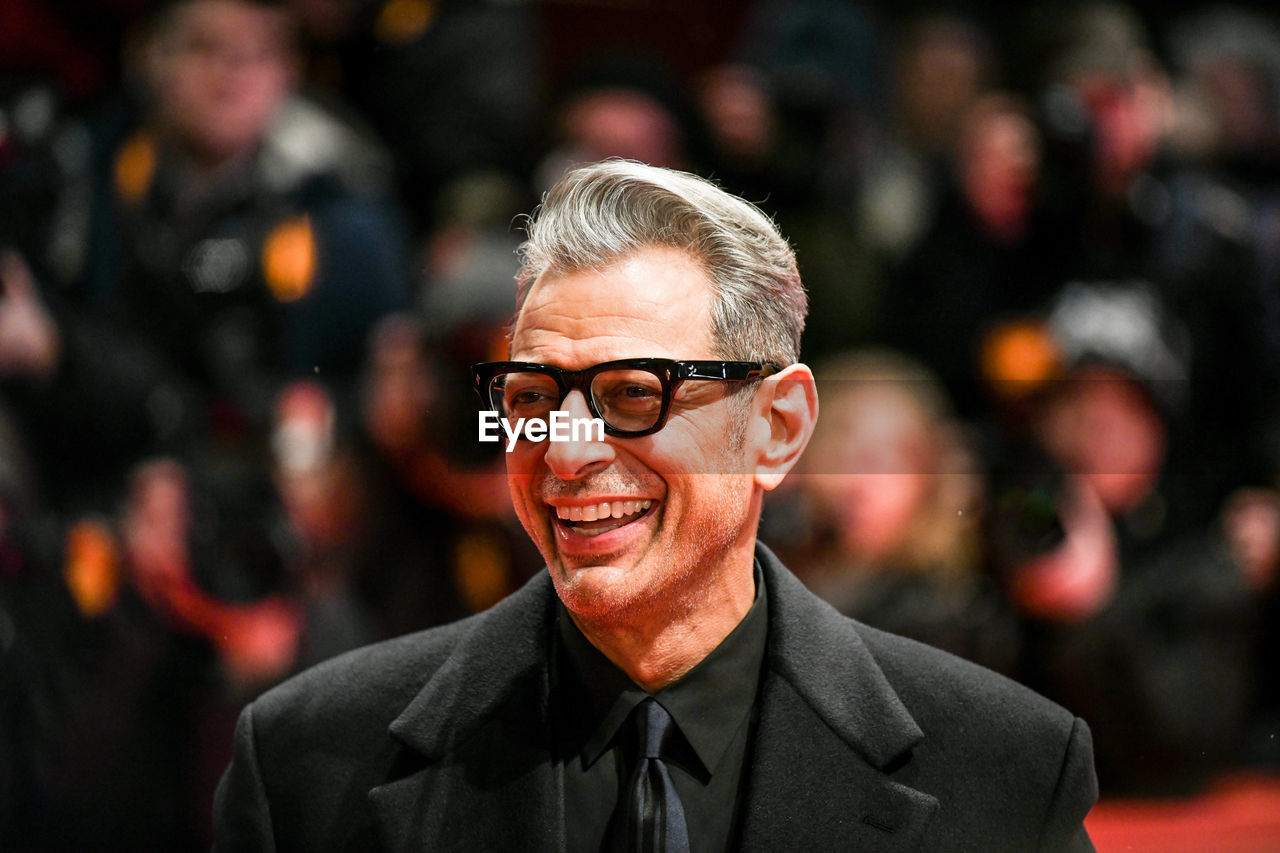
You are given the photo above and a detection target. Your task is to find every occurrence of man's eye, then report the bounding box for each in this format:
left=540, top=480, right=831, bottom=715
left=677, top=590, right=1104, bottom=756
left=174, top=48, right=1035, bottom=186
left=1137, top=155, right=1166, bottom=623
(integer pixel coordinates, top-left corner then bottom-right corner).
left=513, top=390, right=549, bottom=404
left=509, top=389, right=555, bottom=409
left=623, top=385, right=660, bottom=399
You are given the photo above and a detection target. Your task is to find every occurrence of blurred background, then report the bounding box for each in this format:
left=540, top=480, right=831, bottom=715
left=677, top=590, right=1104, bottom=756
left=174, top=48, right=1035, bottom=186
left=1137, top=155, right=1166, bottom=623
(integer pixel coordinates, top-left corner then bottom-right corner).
left=1, top=0, right=1279, bottom=849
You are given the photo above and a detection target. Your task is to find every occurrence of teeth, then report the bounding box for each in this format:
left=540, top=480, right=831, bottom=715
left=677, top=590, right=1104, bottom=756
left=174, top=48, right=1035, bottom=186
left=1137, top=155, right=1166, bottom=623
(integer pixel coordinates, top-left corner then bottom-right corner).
left=554, top=499, right=652, bottom=522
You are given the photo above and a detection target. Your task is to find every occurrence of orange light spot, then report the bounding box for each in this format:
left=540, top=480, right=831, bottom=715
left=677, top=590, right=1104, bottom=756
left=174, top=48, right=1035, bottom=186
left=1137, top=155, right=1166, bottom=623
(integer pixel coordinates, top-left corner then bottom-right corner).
left=453, top=530, right=509, bottom=613
left=487, top=328, right=510, bottom=362
left=64, top=519, right=120, bottom=618
left=981, top=320, right=1061, bottom=399
left=113, top=133, right=157, bottom=205
left=374, top=0, right=435, bottom=45
left=262, top=215, right=317, bottom=302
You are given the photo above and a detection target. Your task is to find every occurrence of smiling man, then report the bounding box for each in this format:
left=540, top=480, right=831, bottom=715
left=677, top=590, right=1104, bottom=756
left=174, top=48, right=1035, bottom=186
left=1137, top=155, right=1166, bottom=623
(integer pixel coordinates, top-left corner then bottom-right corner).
left=214, top=161, right=1097, bottom=852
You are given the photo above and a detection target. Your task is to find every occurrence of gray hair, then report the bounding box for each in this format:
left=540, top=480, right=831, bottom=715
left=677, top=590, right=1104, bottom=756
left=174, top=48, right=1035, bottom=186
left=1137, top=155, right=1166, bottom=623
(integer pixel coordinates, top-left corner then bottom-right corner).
left=515, top=160, right=807, bottom=365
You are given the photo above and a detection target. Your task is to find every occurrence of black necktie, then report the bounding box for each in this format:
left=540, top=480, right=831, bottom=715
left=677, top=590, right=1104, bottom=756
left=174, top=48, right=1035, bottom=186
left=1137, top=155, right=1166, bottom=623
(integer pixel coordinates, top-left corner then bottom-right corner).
left=617, top=698, right=691, bottom=853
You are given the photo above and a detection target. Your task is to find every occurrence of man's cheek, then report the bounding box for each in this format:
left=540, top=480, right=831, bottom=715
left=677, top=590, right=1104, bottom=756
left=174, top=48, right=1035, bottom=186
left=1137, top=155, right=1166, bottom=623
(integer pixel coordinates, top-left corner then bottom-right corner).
left=505, top=482, right=540, bottom=537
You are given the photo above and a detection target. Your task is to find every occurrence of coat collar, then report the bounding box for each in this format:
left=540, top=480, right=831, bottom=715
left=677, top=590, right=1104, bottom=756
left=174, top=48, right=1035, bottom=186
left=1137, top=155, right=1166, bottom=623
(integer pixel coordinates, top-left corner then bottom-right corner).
left=738, top=544, right=937, bottom=851
left=754, top=542, right=924, bottom=769
left=386, top=571, right=559, bottom=759
left=368, top=573, right=564, bottom=852
left=369, top=544, right=937, bottom=851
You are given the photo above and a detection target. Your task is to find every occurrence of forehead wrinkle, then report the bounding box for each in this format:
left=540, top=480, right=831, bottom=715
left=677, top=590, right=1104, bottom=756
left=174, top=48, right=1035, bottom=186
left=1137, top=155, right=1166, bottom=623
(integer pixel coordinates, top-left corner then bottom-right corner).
left=514, top=311, right=699, bottom=364
left=516, top=333, right=677, bottom=367
left=510, top=248, right=715, bottom=366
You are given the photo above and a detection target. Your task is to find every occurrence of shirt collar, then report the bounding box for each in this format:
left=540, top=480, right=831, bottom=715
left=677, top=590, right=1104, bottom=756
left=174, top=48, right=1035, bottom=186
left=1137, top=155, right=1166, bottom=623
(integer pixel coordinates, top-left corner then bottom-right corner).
left=556, top=559, right=769, bottom=779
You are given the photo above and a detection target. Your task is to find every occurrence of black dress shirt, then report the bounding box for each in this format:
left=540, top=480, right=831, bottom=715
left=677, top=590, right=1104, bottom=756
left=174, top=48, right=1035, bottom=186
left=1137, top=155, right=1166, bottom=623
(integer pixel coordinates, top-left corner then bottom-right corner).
left=554, top=563, right=769, bottom=853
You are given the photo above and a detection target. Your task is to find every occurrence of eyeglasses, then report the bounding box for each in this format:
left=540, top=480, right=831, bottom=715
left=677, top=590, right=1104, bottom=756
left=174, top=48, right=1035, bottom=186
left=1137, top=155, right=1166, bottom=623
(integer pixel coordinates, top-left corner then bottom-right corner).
left=471, top=358, right=783, bottom=437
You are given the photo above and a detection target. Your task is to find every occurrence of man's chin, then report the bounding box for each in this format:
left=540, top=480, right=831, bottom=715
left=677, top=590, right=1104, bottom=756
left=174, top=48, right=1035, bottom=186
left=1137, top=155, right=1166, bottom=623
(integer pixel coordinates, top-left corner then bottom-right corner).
left=550, top=556, right=630, bottom=585
left=548, top=558, right=645, bottom=616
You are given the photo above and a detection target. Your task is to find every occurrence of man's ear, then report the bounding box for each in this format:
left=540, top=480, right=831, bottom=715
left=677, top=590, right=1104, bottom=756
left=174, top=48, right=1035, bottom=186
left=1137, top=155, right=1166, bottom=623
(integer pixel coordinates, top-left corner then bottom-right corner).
left=753, top=364, right=818, bottom=491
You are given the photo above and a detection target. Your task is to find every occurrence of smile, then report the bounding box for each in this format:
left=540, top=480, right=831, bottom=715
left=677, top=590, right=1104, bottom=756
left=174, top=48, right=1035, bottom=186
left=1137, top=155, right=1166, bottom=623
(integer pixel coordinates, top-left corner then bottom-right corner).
left=553, top=499, right=654, bottom=537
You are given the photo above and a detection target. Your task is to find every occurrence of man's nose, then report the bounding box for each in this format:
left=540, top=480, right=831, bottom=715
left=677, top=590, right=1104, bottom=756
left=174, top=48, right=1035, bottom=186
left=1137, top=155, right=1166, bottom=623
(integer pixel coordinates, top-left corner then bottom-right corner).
left=543, top=390, right=615, bottom=480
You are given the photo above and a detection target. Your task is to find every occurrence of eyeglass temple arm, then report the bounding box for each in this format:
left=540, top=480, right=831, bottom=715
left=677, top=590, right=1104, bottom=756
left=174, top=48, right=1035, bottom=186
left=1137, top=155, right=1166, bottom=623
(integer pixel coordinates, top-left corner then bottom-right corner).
left=679, top=362, right=783, bottom=381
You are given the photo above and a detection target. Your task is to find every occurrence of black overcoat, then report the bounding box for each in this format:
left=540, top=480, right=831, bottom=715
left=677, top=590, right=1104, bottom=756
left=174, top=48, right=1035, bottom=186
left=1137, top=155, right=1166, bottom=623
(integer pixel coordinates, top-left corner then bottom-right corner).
left=214, top=544, right=1096, bottom=851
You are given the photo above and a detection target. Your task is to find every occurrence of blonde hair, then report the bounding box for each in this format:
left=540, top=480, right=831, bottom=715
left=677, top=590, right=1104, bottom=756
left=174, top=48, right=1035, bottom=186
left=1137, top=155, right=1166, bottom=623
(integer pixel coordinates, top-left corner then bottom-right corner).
left=807, top=349, right=983, bottom=583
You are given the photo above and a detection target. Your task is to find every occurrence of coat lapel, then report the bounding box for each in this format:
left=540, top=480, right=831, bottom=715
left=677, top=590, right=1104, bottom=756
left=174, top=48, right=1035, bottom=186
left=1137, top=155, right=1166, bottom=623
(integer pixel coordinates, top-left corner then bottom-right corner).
left=738, top=546, right=939, bottom=852
left=365, top=546, right=939, bottom=852
left=367, top=573, right=566, bottom=853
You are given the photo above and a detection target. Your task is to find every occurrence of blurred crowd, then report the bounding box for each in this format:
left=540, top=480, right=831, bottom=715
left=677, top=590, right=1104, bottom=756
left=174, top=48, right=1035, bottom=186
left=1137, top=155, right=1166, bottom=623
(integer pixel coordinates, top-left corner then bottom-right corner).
left=2, top=0, right=1279, bottom=847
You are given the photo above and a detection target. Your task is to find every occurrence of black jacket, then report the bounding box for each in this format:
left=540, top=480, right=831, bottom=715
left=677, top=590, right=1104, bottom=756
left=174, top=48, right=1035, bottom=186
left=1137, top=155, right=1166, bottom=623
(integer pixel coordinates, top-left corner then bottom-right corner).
left=214, top=543, right=1096, bottom=851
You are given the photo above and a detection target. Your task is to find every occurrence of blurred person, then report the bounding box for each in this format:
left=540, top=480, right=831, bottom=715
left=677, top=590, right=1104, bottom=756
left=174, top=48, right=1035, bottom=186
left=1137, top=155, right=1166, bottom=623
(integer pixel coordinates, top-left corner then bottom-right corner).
left=1026, top=3, right=1280, bottom=512
left=66, top=380, right=394, bottom=847
left=697, top=0, right=882, bottom=361
left=92, top=440, right=378, bottom=846
left=121, top=459, right=301, bottom=691
left=1164, top=7, right=1280, bottom=493
left=2, top=0, right=408, bottom=515
left=555, top=87, right=682, bottom=168
left=698, top=64, right=773, bottom=177
left=1166, top=7, right=1280, bottom=173
left=0, top=3, right=407, bottom=844
left=882, top=92, right=1067, bottom=417
left=354, top=308, right=543, bottom=639
left=698, top=0, right=877, bottom=207
left=286, top=0, right=541, bottom=231
left=767, top=349, right=1016, bottom=673
left=959, top=95, right=1043, bottom=244
left=215, top=160, right=1096, bottom=851
left=270, top=380, right=377, bottom=667
left=1058, top=12, right=1170, bottom=206
left=355, top=314, right=478, bottom=635
left=1223, top=485, right=1280, bottom=768
left=10, top=0, right=405, bottom=686
left=3, top=455, right=297, bottom=850
left=891, top=14, right=992, bottom=158
left=1020, top=3, right=1172, bottom=223
left=95, top=0, right=405, bottom=388
left=859, top=12, right=995, bottom=259
left=533, top=55, right=698, bottom=194
left=999, top=283, right=1256, bottom=796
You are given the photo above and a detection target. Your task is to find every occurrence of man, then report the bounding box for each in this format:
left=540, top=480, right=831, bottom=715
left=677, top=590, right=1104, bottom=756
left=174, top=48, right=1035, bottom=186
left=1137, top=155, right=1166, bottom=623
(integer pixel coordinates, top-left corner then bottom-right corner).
left=215, top=161, right=1096, bottom=851
left=4, top=0, right=406, bottom=514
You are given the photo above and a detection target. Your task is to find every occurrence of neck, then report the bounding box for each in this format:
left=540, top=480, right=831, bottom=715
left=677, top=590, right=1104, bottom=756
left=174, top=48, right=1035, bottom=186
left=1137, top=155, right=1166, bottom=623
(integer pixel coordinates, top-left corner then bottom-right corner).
left=567, top=547, right=757, bottom=691
left=160, top=124, right=257, bottom=185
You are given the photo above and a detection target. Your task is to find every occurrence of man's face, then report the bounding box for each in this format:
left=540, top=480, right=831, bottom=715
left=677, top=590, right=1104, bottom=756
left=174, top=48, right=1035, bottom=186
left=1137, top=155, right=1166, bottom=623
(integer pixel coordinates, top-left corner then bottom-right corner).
left=152, top=0, right=293, bottom=163
left=506, top=246, right=761, bottom=624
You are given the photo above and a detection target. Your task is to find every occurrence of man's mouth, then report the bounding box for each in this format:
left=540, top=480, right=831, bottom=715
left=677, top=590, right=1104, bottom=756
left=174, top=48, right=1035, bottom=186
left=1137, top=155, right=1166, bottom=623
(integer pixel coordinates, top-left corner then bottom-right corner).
left=553, top=499, right=654, bottom=537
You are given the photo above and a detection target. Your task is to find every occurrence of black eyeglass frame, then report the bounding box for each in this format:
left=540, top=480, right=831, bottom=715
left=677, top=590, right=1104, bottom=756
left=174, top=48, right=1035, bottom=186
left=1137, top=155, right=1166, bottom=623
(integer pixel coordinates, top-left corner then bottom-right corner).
left=471, top=358, right=784, bottom=438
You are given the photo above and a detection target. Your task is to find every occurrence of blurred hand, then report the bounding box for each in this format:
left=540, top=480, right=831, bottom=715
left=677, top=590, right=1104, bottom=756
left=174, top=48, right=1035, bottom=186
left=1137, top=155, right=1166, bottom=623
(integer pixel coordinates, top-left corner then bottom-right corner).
left=123, top=457, right=302, bottom=684
left=122, top=458, right=194, bottom=604
left=1009, top=477, right=1118, bottom=622
left=214, top=597, right=302, bottom=687
left=1222, top=487, right=1280, bottom=593
left=0, top=251, right=60, bottom=378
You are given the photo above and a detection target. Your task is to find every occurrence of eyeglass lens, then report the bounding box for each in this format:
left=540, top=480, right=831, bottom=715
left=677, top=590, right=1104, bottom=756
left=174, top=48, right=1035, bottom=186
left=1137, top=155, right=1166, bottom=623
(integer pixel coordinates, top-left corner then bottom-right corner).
left=491, top=368, right=666, bottom=433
